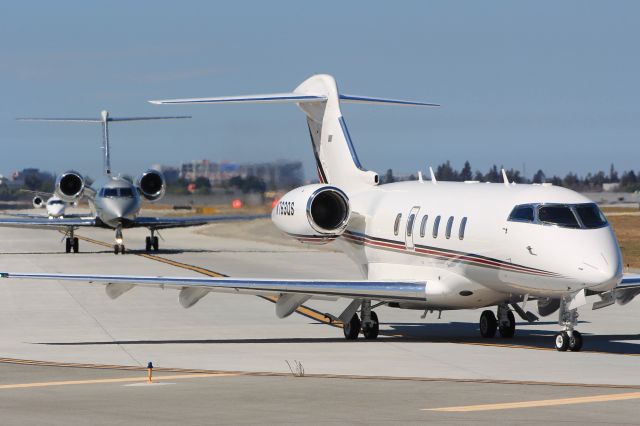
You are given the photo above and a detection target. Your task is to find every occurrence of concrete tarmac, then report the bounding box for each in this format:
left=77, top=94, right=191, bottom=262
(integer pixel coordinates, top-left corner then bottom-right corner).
left=0, top=214, right=639, bottom=423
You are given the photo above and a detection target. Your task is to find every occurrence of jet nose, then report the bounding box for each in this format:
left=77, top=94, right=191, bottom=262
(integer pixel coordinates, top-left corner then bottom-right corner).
left=581, top=249, right=622, bottom=291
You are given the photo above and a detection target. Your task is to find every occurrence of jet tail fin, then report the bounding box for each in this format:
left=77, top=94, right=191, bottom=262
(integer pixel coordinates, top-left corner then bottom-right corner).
left=150, top=74, right=438, bottom=191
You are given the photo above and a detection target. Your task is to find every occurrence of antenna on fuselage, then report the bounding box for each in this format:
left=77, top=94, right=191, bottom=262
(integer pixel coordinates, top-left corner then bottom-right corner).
left=17, top=111, right=191, bottom=177
left=429, top=166, right=437, bottom=185
left=501, top=168, right=511, bottom=186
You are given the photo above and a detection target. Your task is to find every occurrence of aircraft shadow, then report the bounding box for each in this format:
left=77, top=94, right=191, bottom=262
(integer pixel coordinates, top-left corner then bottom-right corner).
left=37, top=321, right=640, bottom=355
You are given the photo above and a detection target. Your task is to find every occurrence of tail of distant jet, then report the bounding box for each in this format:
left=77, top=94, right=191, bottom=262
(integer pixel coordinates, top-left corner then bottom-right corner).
left=17, top=111, right=190, bottom=177
left=150, top=74, right=438, bottom=191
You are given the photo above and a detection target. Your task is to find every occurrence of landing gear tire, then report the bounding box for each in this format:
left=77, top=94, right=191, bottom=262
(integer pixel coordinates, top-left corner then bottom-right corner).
left=499, top=310, right=516, bottom=338
left=72, top=237, right=79, bottom=253
left=479, top=310, right=497, bottom=338
left=343, top=314, right=361, bottom=340
left=362, top=311, right=379, bottom=340
left=568, top=330, right=583, bottom=352
left=152, top=236, right=159, bottom=251
left=555, top=331, right=570, bottom=352
left=65, top=238, right=72, bottom=253
left=145, top=236, right=152, bottom=252
left=114, top=244, right=125, bottom=255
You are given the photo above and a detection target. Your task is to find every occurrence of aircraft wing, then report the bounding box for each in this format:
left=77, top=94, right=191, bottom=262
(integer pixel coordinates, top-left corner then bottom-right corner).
left=0, top=216, right=96, bottom=230
left=131, top=214, right=269, bottom=230
left=614, top=274, right=640, bottom=305
left=1, top=212, right=94, bottom=220
left=0, top=272, right=426, bottom=307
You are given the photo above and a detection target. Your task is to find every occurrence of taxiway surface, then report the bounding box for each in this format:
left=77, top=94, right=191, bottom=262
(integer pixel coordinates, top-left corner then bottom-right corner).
left=0, top=214, right=638, bottom=423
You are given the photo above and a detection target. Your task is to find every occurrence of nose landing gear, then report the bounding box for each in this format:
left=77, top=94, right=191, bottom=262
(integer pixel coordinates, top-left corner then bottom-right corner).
left=555, top=295, right=583, bottom=352
left=114, top=226, right=125, bottom=255
left=145, top=230, right=159, bottom=252
left=64, top=228, right=79, bottom=253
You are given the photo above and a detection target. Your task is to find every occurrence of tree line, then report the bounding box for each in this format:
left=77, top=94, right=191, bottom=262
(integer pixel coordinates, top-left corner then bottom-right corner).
left=382, top=162, right=640, bottom=192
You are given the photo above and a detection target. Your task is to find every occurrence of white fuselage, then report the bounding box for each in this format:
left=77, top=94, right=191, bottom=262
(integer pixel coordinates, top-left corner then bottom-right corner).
left=320, top=181, right=621, bottom=310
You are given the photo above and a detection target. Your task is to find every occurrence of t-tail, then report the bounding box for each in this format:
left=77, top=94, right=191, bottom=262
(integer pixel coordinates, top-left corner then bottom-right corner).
left=150, top=74, right=439, bottom=191
left=17, top=111, right=190, bottom=177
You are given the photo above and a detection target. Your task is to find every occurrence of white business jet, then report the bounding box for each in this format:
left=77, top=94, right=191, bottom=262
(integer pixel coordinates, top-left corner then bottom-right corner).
left=2, top=75, right=639, bottom=351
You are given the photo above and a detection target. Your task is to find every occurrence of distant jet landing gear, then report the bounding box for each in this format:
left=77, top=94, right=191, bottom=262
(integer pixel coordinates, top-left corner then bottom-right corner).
left=114, top=226, right=125, bottom=255
left=497, top=304, right=516, bottom=338
left=555, top=296, right=583, bottom=352
left=145, top=230, right=159, bottom=252
left=64, top=229, right=79, bottom=253
left=342, top=300, right=379, bottom=340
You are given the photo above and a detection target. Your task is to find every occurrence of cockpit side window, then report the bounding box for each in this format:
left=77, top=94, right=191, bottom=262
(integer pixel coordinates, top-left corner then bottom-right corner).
left=575, top=203, right=607, bottom=229
left=508, top=205, right=534, bottom=223
left=538, top=206, right=580, bottom=228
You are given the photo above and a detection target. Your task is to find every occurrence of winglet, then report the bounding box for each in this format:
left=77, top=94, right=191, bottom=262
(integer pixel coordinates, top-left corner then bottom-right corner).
left=502, top=168, right=510, bottom=186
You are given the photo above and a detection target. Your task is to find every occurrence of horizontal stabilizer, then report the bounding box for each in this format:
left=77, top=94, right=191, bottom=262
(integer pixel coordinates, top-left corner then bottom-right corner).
left=149, top=93, right=328, bottom=105
left=17, top=116, right=191, bottom=122
left=339, top=94, right=440, bottom=107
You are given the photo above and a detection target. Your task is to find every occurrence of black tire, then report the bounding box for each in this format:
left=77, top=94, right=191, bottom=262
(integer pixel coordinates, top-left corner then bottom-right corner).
left=363, top=311, right=379, bottom=340
left=555, top=331, right=570, bottom=351
left=479, top=310, right=497, bottom=338
left=343, top=314, right=361, bottom=340
left=65, top=238, right=71, bottom=254
left=145, top=237, right=151, bottom=252
left=72, top=238, right=79, bottom=253
left=152, top=236, right=159, bottom=251
left=114, top=245, right=120, bottom=255
left=499, top=310, right=516, bottom=338
left=120, top=245, right=125, bottom=254
left=568, top=330, right=583, bottom=352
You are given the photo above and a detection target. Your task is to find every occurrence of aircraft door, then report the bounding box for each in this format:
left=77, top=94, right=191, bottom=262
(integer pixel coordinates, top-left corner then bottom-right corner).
left=405, top=206, right=420, bottom=251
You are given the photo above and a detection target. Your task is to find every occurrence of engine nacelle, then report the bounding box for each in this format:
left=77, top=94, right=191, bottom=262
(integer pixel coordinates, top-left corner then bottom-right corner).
left=32, top=196, right=45, bottom=208
left=272, top=184, right=350, bottom=244
left=136, top=169, right=166, bottom=202
left=55, top=171, right=85, bottom=202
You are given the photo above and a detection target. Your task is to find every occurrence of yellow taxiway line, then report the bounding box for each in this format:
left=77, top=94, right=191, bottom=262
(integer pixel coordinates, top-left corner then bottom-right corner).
left=0, top=373, right=238, bottom=390
left=424, top=391, right=640, bottom=412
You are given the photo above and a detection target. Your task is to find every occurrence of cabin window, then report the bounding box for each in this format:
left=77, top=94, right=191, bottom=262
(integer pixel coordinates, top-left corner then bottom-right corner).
left=394, top=213, right=402, bottom=236
left=432, top=215, right=441, bottom=238
left=574, top=203, right=607, bottom=229
left=538, top=205, right=580, bottom=228
left=445, top=216, right=454, bottom=239
left=419, top=215, right=429, bottom=237
left=407, top=213, right=416, bottom=237
left=508, top=205, right=534, bottom=222
left=459, top=217, right=467, bottom=240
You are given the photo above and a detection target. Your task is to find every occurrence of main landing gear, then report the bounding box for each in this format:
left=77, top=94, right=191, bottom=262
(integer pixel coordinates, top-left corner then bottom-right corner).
left=64, top=228, right=79, bottom=253
left=479, top=304, right=516, bottom=338
left=114, top=226, right=125, bottom=255
left=554, top=295, right=583, bottom=352
left=343, top=300, right=380, bottom=340
left=145, top=230, right=159, bottom=252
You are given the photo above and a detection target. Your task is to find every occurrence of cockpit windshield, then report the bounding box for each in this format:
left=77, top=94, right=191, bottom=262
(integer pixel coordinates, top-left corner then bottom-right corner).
left=119, top=187, right=134, bottom=198
left=48, top=200, right=65, bottom=205
left=101, top=187, right=135, bottom=198
left=508, top=203, right=607, bottom=229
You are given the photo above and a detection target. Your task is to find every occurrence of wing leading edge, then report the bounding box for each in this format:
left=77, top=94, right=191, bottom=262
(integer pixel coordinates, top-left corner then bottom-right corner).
left=0, top=216, right=96, bottom=230
left=0, top=272, right=426, bottom=303
left=131, top=214, right=270, bottom=230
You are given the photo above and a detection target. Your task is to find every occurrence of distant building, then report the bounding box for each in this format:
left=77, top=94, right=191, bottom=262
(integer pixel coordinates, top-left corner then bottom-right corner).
left=177, top=159, right=303, bottom=190
left=602, top=182, right=620, bottom=192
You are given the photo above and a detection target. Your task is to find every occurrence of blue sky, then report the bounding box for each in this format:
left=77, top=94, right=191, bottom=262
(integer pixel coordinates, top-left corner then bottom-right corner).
left=1, top=1, right=638, bottom=181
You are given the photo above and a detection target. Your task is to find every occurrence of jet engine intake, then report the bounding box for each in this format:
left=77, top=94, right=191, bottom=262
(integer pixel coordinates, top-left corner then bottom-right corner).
left=137, top=169, right=166, bottom=201
left=272, top=184, right=350, bottom=244
left=55, top=171, right=85, bottom=202
left=32, top=196, right=44, bottom=208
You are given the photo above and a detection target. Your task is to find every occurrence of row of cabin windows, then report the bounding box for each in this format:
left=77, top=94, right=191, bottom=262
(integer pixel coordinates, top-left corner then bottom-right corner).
left=394, top=213, right=468, bottom=240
